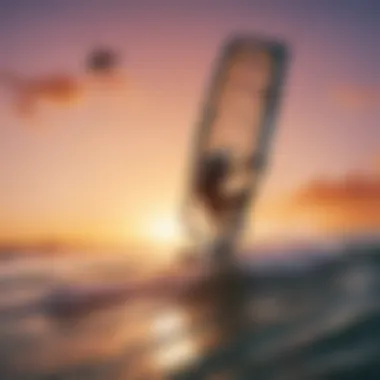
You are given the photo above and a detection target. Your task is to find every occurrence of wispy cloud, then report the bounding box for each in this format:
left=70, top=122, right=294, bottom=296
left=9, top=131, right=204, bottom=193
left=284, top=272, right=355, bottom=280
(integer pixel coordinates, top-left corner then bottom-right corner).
left=330, top=84, right=380, bottom=111
left=0, top=69, right=128, bottom=119
left=262, top=172, right=380, bottom=236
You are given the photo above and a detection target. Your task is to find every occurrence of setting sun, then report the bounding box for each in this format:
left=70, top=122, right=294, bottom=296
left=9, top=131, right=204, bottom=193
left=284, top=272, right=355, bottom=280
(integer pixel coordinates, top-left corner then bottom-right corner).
left=148, top=214, right=185, bottom=247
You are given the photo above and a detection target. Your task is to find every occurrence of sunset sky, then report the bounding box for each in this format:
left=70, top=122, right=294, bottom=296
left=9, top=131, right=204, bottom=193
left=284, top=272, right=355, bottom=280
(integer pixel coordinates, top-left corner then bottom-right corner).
left=0, top=0, right=379, bottom=248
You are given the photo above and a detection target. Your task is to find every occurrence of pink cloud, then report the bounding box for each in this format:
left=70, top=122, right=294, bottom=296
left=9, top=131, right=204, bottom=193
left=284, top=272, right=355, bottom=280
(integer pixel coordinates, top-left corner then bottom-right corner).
left=330, top=84, right=380, bottom=111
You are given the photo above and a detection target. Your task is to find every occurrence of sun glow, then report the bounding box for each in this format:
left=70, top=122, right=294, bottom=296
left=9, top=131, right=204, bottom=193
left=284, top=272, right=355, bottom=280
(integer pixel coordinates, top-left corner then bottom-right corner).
left=148, top=214, right=185, bottom=248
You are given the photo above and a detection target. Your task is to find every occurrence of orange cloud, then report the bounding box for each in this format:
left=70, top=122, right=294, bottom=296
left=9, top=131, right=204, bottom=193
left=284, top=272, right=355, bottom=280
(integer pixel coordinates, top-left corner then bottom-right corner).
left=263, top=172, right=380, bottom=236
left=374, top=155, right=380, bottom=174
left=19, top=75, right=84, bottom=117
left=331, top=84, right=380, bottom=111
left=0, top=71, right=83, bottom=116
left=0, top=69, right=128, bottom=118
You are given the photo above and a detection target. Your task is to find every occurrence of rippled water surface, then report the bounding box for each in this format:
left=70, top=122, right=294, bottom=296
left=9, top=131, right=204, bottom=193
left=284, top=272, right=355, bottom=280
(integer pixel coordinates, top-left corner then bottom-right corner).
left=0, top=246, right=380, bottom=380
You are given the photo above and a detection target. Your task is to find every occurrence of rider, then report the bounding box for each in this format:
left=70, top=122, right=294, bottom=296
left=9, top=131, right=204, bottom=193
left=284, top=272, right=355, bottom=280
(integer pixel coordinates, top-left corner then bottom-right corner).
left=195, top=150, right=251, bottom=225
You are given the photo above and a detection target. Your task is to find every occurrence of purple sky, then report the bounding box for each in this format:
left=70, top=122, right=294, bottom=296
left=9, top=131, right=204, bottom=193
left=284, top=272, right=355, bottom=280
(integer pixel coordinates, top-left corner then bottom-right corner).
left=0, top=0, right=378, bottom=245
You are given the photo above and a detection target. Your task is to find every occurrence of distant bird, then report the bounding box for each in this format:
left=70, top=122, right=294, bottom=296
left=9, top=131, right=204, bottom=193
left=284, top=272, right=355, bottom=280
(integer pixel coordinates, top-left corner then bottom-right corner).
left=86, top=47, right=121, bottom=73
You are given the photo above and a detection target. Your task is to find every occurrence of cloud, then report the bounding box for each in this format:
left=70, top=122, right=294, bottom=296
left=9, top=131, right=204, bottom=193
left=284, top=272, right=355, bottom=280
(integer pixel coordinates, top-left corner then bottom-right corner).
left=294, top=174, right=380, bottom=204
left=0, top=71, right=84, bottom=117
left=330, top=84, right=380, bottom=111
left=373, top=154, right=380, bottom=173
left=265, top=172, right=380, bottom=235
left=20, top=75, right=85, bottom=117
left=0, top=69, right=129, bottom=118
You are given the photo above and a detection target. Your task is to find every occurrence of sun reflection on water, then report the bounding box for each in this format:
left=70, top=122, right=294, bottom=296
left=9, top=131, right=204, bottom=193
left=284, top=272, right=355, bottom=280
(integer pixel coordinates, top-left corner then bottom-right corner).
left=151, top=308, right=198, bottom=371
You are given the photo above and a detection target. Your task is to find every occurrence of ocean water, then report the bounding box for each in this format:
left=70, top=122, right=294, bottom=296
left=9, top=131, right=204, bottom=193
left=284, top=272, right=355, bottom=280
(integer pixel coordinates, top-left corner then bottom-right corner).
left=0, top=244, right=379, bottom=380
